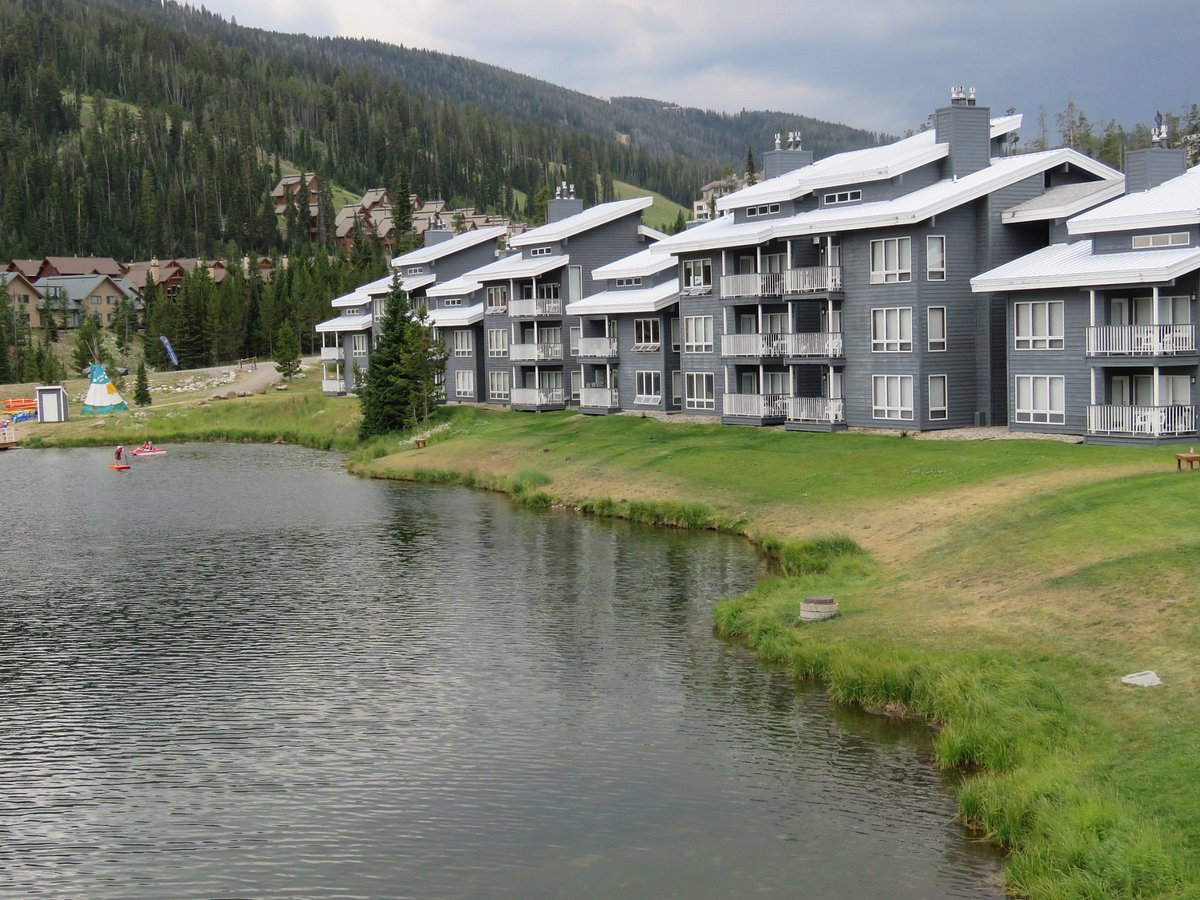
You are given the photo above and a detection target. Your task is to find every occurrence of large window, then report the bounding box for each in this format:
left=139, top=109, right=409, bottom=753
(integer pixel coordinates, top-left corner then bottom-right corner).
left=455, top=370, right=475, bottom=399
left=683, top=316, right=714, bottom=353
left=635, top=371, right=662, bottom=404
left=1132, top=232, right=1189, bottom=249
left=872, top=374, right=914, bottom=420
left=487, top=329, right=508, bottom=358
left=927, top=235, right=946, bottom=281
left=1015, top=375, right=1065, bottom=424
left=568, top=266, right=583, bottom=302
left=871, top=307, right=913, bottom=352
left=633, top=318, right=661, bottom=350
left=453, top=330, right=473, bottom=357
left=488, top=371, right=510, bottom=401
left=486, top=285, right=508, bottom=312
left=1014, top=300, right=1064, bottom=350
left=685, top=372, right=715, bottom=410
left=352, top=333, right=368, bottom=358
left=671, top=318, right=681, bottom=352
left=928, top=375, right=948, bottom=420
left=928, top=306, right=947, bottom=352
left=683, top=258, right=712, bottom=288
left=870, top=237, right=912, bottom=283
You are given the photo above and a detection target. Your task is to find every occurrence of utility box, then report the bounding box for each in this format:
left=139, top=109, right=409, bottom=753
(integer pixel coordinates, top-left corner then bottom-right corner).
left=36, top=385, right=69, bottom=423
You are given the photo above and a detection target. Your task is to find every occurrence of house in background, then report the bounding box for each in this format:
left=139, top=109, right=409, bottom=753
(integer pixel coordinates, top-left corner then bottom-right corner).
left=2, top=271, right=43, bottom=329
left=35, top=274, right=135, bottom=329
left=652, top=89, right=1123, bottom=431
left=972, top=130, right=1199, bottom=443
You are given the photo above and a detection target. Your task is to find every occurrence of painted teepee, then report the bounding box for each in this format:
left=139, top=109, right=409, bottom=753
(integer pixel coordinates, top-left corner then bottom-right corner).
left=80, top=364, right=128, bottom=416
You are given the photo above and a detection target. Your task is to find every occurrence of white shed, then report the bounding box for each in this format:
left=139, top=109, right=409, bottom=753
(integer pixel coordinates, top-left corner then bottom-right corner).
left=36, top=385, right=69, bottom=423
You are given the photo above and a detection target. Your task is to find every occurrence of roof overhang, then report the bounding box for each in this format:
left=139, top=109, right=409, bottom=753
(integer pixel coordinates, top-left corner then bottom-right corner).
left=971, top=243, right=1200, bottom=293
left=565, top=281, right=679, bottom=316
left=427, top=303, right=485, bottom=327
left=316, top=313, right=373, bottom=332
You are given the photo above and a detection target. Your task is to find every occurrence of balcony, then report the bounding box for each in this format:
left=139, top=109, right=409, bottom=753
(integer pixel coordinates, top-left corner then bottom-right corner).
left=720, top=332, right=843, bottom=359
left=1087, top=404, right=1197, bottom=438
left=577, top=336, right=619, bottom=358
left=321, top=378, right=347, bottom=395
left=721, top=392, right=788, bottom=420
left=320, top=346, right=342, bottom=362
left=579, top=386, right=620, bottom=409
left=786, top=396, right=845, bottom=425
left=719, top=272, right=785, bottom=299
left=510, top=387, right=565, bottom=408
left=1085, top=324, right=1196, bottom=357
left=785, top=266, right=842, bottom=294
left=509, top=342, right=564, bottom=362
left=509, top=297, right=563, bottom=317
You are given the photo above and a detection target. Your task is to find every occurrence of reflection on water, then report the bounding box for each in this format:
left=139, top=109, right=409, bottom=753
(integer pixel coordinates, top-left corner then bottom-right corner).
left=0, top=444, right=1001, bottom=898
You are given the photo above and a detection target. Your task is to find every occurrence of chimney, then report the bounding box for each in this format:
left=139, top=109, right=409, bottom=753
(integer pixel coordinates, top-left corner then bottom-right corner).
left=934, top=85, right=990, bottom=179
left=424, top=213, right=453, bottom=247
left=763, top=130, right=814, bottom=179
left=547, top=181, right=584, bottom=223
left=1124, top=113, right=1188, bottom=192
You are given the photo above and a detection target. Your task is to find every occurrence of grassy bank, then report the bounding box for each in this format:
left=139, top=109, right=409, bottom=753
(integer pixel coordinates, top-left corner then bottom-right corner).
left=24, top=394, right=1200, bottom=896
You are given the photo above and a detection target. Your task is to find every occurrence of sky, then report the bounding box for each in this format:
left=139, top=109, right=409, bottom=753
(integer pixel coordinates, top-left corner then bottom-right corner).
left=197, top=0, right=1198, bottom=138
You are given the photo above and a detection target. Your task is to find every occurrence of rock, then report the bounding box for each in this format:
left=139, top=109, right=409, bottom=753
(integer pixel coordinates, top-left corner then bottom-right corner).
left=1121, top=671, right=1163, bottom=687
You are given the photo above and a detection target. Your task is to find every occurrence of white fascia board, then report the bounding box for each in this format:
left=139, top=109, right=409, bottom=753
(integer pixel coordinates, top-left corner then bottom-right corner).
left=1068, top=210, right=1200, bottom=236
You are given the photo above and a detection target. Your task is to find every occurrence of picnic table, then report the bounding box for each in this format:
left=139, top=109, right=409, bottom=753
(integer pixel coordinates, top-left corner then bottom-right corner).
left=1176, top=452, right=1200, bottom=471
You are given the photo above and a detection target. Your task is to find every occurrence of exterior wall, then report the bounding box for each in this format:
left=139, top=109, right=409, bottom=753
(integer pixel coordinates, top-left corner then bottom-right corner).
left=434, top=241, right=501, bottom=281
left=934, top=104, right=991, bottom=178
left=443, top=323, right=485, bottom=403
left=1094, top=225, right=1200, bottom=256
left=1124, top=148, right=1187, bottom=193
left=1004, top=287, right=1090, bottom=435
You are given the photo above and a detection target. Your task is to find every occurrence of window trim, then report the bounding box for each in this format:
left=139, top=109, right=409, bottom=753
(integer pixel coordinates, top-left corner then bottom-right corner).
left=928, top=306, right=947, bottom=352
left=486, top=285, right=508, bottom=313
left=684, top=372, right=715, bottom=410
left=1014, top=300, right=1065, bottom=350
left=452, top=330, right=473, bottom=357
left=633, top=318, right=661, bottom=351
left=635, top=370, right=662, bottom=405
left=682, top=315, right=714, bottom=353
left=823, top=189, right=862, bottom=205
left=928, top=374, right=948, bottom=420
left=529, top=246, right=553, bottom=257
left=927, top=235, right=946, bottom=281
left=487, top=328, right=508, bottom=358
left=455, top=370, right=475, bottom=399
left=872, top=374, right=914, bottom=420
left=1132, top=232, right=1189, bottom=249
left=351, top=333, right=368, bottom=358
left=869, top=237, right=912, bottom=284
left=1014, top=374, right=1065, bottom=425
left=871, top=307, right=913, bottom=352
left=683, top=258, right=712, bottom=288
left=487, top=370, right=510, bottom=401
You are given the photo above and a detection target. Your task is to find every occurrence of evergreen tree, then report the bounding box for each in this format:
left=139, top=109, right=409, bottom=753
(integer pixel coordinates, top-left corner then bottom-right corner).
left=273, top=318, right=301, bottom=379
left=133, top=360, right=152, bottom=406
left=746, top=145, right=757, bottom=186
left=72, top=315, right=108, bottom=373
left=0, top=311, right=13, bottom=384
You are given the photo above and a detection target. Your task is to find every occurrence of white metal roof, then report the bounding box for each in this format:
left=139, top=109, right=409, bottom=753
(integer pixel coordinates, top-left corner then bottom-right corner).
left=315, top=312, right=373, bottom=333
left=1068, top=166, right=1200, bottom=235
left=427, top=303, right=485, bottom=327
left=462, top=252, right=569, bottom=281
left=509, top=197, right=652, bottom=246
left=390, top=225, right=507, bottom=266
left=639, top=224, right=669, bottom=242
left=331, top=289, right=371, bottom=308
left=425, top=274, right=482, bottom=299
left=649, top=214, right=775, bottom=255
left=970, top=241, right=1200, bottom=292
left=565, top=279, right=679, bottom=316
left=591, top=247, right=677, bottom=280
left=1002, top=179, right=1127, bottom=223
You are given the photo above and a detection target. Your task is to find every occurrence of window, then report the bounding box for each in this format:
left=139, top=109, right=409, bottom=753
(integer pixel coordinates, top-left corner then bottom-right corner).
left=373, top=298, right=384, bottom=320
left=928, top=307, right=947, bottom=352
left=569, top=326, right=581, bottom=356
left=91, top=296, right=101, bottom=304
left=529, top=246, right=553, bottom=257
left=869, top=237, right=912, bottom=283
left=634, top=318, right=661, bottom=350
left=352, top=333, right=368, bottom=358
left=486, top=286, right=508, bottom=312
left=672, top=370, right=682, bottom=404
left=570, top=369, right=581, bottom=403
left=927, top=235, right=946, bottom=281
left=453, top=330, right=473, bottom=357
left=344, top=307, right=362, bottom=316
left=614, top=277, right=642, bottom=287
left=1132, top=232, right=1189, bottom=249
left=442, top=297, right=461, bottom=307
left=1014, top=300, right=1065, bottom=350
left=536, top=282, right=559, bottom=300
left=635, top=371, right=661, bottom=404
left=872, top=374, right=914, bottom=420
left=823, top=190, right=862, bottom=205
left=568, top=265, right=582, bottom=302
left=488, top=371, right=510, bottom=401
left=683, top=316, right=713, bottom=353
left=670, top=317, right=680, bottom=352
left=685, top=372, right=715, bottom=410
left=1015, top=374, right=1065, bottom=424
left=406, top=266, right=424, bottom=275
left=929, top=375, right=948, bottom=420
left=871, top=307, right=913, bottom=352
left=455, top=370, right=475, bottom=399
left=745, top=203, right=781, bottom=217
left=487, top=329, right=508, bottom=358
left=683, top=258, right=712, bottom=288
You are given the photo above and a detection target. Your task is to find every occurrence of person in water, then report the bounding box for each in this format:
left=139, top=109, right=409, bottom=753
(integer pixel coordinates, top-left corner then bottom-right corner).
left=114, top=444, right=124, bottom=462
left=141, top=441, right=151, bottom=451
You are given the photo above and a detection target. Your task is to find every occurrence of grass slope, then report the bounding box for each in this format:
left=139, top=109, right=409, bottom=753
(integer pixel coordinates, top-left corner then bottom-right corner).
left=612, top=180, right=689, bottom=231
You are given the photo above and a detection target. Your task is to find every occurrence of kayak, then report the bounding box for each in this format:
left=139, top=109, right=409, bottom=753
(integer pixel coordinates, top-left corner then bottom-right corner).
left=110, top=463, right=131, bottom=470
left=132, top=447, right=166, bottom=457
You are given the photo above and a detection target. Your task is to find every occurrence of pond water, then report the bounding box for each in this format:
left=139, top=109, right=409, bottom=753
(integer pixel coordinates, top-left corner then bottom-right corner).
left=0, top=444, right=1002, bottom=898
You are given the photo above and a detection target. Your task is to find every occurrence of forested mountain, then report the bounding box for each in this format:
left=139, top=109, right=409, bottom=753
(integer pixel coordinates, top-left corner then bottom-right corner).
left=0, top=0, right=888, bottom=262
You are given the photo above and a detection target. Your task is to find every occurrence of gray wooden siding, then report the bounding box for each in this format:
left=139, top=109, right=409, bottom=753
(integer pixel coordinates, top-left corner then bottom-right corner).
left=1094, top=225, right=1200, bottom=255
left=1004, top=288, right=1089, bottom=435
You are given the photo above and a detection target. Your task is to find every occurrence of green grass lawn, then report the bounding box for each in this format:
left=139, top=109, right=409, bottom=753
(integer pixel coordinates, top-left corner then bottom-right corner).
left=612, top=180, right=689, bottom=231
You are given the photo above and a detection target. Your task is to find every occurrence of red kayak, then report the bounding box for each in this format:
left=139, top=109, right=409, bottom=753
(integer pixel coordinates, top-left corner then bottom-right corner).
left=132, top=446, right=166, bottom=457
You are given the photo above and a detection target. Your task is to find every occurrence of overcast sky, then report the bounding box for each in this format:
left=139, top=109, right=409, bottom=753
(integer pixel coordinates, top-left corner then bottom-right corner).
left=197, top=0, right=1197, bottom=138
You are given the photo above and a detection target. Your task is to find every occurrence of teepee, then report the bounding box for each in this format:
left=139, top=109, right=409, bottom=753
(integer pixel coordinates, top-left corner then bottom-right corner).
left=80, top=364, right=129, bottom=416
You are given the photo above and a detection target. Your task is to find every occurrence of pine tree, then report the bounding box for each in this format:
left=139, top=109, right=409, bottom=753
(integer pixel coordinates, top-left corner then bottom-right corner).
left=746, top=145, right=757, bottom=186
left=273, top=318, right=301, bottom=379
left=133, top=360, right=152, bottom=406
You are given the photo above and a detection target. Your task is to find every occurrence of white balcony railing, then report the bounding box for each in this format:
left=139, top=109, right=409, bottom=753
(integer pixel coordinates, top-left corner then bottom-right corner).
left=722, top=392, right=789, bottom=418
left=785, top=266, right=842, bottom=294
left=786, top=396, right=845, bottom=424
left=509, top=297, right=563, bottom=317
left=1085, top=324, right=1196, bottom=356
left=321, top=379, right=346, bottom=394
left=1087, top=404, right=1197, bottom=437
left=580, top=386, right=620, bottom=408
left=509, top=342, right=564, bottom=362
left=577, top=336, right=618, bottom=357
left=719, top=272, right=785, bottom=298
left=320, top=346, right=341, bottom=361
left=720, top=332, right=843, bottom=358
left=510, top=387, right=565, bottom=406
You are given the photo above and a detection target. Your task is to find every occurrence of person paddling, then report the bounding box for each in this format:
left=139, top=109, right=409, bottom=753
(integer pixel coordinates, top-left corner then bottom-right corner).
left=114, top=444, right=124, bottom=463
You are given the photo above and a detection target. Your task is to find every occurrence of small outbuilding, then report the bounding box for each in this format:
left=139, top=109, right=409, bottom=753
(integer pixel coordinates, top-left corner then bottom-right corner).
left=36, top=385, right=69, bottom=423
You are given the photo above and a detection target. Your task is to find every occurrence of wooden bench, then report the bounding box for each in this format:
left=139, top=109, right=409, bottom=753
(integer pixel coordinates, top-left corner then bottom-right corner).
left=414, top=438, right=427, bottom=449
left=1176, top=452, right=1200, bottom=471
